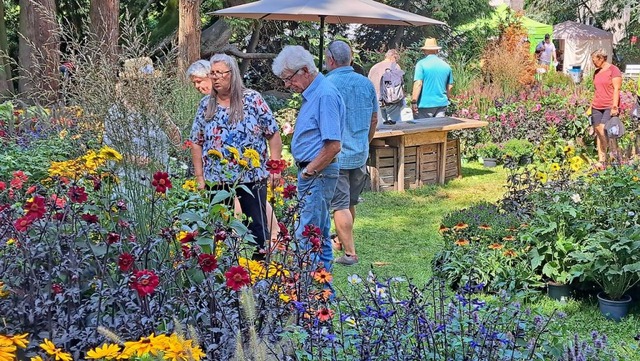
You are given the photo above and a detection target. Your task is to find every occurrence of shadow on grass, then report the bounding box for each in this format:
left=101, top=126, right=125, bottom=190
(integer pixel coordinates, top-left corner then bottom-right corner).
left=462, top=165, right=497, bottom=177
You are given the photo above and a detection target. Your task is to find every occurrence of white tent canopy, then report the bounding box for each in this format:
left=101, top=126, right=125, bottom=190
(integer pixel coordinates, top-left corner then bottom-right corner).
left=553, top=21, right=613, bottom=74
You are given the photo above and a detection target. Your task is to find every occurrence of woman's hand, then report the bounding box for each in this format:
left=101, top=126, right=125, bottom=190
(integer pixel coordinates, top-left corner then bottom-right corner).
left=195, top=175, right=206, bottom=190
left=611, top=105, right=619, bottom=116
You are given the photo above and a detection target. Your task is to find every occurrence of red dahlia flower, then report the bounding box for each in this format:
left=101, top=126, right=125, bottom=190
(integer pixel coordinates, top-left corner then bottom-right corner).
left=0, top=181, right=5, bottom=191
left=67, top=186, right=88, bottom=204
left=266, top=159, right=287, bottom=174
left=81, top=213, right=99, bottom=224
left=130, top=269, right=159, bottom=296
left=151, top=172, right=172, bottom=193
left=118, top=253, right=135, bottom=272
left=198, top=253, right=218, bottom=273
left=302, top=224, right=321, bottom=238
left=24, top=195, right=46, bottom=219
left=224, top=266, right=251, bottom=291
left=106, top=232, right=121, bottom=244
left=283, top=184, right=297, bottom=199
left=14, top=215, right=35, bottom=232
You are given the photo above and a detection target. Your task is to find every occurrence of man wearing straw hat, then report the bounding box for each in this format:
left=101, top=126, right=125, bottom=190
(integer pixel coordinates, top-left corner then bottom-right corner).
left=411, top=38, right=453, bottom=119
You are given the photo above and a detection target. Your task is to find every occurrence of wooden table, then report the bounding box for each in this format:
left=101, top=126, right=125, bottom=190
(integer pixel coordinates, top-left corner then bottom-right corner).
left=369, top=117, right=488, bottom=192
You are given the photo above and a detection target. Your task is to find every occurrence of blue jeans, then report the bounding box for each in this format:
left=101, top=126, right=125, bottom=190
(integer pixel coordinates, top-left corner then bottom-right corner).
left=295, top=163, right=339, bottom=271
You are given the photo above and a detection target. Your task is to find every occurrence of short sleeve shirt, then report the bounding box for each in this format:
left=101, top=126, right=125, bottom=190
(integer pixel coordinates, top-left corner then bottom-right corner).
left=539, top=42, right=556, bottom=63
left=189, top=89, right=279, bottom=184
left=592, top=65, right=622, bottom=109
left=414, top=55, right=453, bottom=108
left=291, top=74, right=344, bottom=162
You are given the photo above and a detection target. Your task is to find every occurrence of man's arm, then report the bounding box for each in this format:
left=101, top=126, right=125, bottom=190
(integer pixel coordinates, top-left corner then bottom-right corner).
left=411, top=80, right=423, bottom=113
left=368, top=112, right=378, bottom=142
left=301, top=140, right=341, bottom=178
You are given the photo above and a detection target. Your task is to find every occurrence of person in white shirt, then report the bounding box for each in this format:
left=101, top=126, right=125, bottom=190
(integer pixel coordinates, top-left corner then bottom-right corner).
left=536, top=34, right=556, bottom=67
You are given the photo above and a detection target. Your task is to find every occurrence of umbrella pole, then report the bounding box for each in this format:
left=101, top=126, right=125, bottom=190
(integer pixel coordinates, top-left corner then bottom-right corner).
left=318, top=15, right=326, bottom=71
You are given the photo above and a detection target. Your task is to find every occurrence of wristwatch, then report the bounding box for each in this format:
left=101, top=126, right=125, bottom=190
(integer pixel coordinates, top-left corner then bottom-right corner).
left=302, top=167, right=317, bottom=177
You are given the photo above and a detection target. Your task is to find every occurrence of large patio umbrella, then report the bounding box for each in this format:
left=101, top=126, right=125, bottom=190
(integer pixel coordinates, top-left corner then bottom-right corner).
left=211, top=0, right=446, bottom=68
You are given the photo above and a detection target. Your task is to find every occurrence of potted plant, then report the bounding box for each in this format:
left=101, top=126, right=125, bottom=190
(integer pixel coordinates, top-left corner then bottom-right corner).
left=502, top=138, right=534, bottom=166
left=571, top=228, right=640, bottom=321
left=477, top=142, right=503, bottom=167
left=523, top=191, right=585, bottom=301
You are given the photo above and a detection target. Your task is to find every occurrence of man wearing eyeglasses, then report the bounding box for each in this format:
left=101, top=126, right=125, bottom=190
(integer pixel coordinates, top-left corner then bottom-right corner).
left=272, top=45, right=345, bottom=272
left=324, top=40, right=377, bottom=266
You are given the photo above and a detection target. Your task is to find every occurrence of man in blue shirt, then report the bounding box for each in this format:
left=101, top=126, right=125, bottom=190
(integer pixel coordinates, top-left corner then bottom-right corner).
left=272, top=45, right=345, bottom=272
left=325, top=40, right=378, bottom=266
left=411, top=38, right=454, bottom=119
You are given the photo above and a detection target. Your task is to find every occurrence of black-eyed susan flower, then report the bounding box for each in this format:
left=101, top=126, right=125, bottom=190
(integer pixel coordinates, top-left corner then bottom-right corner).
left=86, top=343, right=121, bottom=360
left=452, top=222, right=469, bottom=231
left=488, top=243, right=504, bottom=250
left=455, top=239, right=469, bottom=246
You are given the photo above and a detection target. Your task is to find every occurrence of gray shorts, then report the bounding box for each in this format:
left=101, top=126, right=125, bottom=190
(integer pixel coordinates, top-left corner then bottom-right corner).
left=330, top=165, right=368, bottom=211
left=381, top=101, right=404, bottom=123
left=417, top=106, right=447, bottom=119
left=591, top=108, right=611, bottom=126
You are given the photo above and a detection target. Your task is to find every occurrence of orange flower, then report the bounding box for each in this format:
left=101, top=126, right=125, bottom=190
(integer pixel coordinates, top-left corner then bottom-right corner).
left=488, top=243, right=504, bottom=250
left=316, top=307, right=334, bottom=322
left=503, top=249, right=517, bottom=257
left=502, top=235, right=515, bottom=241
left=312, top=268, right=333, bottom=284
left=452, top=222, right=469, bottom=231
left=438, top=225, right=450, bottom=233
left=520, top=223, right=528, bottom=229
left=478, top=224, right=492, bottom=230
left=507, top=227, right=518, bottom=232
left=454, top=239, right=469, bottom=246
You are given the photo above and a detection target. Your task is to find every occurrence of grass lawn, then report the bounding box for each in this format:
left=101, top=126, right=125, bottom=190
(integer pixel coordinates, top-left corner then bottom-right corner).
left=332, top=161, right=640, bottom=358
left=332, top=161, right=507, bottom=286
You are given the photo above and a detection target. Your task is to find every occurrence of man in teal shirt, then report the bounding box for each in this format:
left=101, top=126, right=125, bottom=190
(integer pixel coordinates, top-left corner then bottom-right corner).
left=411, top=38, right=454, bottom=119
left=325, top=40, right=378, bottom=266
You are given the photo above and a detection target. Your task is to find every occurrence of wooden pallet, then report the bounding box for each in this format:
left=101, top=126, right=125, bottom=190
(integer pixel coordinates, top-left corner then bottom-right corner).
left=368, top=139, right=461, bottom=192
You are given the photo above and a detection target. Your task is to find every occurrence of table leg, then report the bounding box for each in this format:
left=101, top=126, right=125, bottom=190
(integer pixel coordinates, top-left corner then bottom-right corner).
left=397, top=136, right=405, bottom=192
left=439, top=134, right=447, bottom=184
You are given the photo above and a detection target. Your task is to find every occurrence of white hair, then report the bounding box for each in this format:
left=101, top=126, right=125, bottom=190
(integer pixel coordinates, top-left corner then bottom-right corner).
left=272, top=45, right=318, bottom=77
left=186, top=60, right=210, bottom=79
left=327, top=40, right=352, bottom=67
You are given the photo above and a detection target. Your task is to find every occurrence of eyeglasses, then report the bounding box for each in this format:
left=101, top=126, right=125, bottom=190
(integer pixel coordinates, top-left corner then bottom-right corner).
left=282, top=68, right=302, bottom=83
left=209, top=70, right=231, bottom=78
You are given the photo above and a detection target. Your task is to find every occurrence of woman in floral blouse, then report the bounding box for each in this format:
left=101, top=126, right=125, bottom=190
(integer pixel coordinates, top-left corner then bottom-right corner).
left=189, top=54, right=282, bottom=258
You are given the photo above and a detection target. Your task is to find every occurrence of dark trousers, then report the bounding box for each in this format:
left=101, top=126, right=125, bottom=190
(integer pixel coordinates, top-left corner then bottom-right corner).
left=209, top=181, right=268, bottom=258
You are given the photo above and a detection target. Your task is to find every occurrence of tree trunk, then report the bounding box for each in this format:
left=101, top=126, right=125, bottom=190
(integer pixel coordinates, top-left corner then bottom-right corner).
left=178, top=0, right=201, bottom=73
left=0, top=1, right=13, bottom=96
left=18, top=0, right=60, bottom=104
left=239, top=20, right=262, bottom=75
left=90, top=0, right=120, bottom=61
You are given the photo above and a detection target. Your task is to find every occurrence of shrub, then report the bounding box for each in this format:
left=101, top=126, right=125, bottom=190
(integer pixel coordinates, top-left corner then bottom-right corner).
left=432, top=202, right=541, bottom=294
left=477, top=141, right=503, bottom=159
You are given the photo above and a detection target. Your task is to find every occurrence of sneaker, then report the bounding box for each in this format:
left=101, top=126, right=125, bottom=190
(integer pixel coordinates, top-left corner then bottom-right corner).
left=335, top=254, right=358, bottom=265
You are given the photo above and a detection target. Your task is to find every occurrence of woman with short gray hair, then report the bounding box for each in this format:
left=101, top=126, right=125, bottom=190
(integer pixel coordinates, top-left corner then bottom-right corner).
left=186, top=60, right=212, bottom=95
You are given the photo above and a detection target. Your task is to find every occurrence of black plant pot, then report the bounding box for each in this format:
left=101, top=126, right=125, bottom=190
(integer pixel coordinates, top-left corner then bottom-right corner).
left=547, top=282, right=571, bottom=301
left=597, top=292, right=632, bottom=322
left=519, top=155, right=532, bottom=166
left=483, top=158, right=497, bottom=167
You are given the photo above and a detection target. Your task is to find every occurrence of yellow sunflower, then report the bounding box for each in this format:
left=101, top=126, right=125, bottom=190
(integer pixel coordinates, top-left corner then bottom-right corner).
left=99, top=146, right=123, bottom=162
left=238, top=159, right=249, bottom=168
left=86, top=343, right=121, bottom=360
left=207, top=149, right=223, bottom=159
left=225, top=146, right=240, bottom=160
left=549, top=163, right=561, bottom=173
left=535, top=171, right=548, bottom=184
left=39, top=339, right=72, bottom=361
left=0, top=338, right=17, bottom=361
left=182, top=179, right=197, bottom=192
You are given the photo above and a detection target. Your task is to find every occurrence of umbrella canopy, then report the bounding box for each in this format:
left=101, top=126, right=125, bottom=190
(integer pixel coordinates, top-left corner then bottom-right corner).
left=211, top=0, right=446, bottom=68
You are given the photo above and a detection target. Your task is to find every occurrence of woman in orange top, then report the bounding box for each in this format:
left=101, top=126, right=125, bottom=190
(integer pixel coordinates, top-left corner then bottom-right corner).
left=590, top=49, right=622, bottom=164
